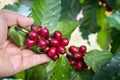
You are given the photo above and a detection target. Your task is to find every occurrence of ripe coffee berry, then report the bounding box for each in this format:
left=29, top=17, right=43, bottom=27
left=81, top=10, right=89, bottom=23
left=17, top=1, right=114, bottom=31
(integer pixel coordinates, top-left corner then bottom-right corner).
left=42, top=46, right=50, bottom=53
left=57, top=46, right=66, bottom=54
left=52, top=54, right=60, bottom=61
left=39, top=27, right=49, bottom=37
left=53, top=31, right=62, bottom=41
left=79, top=45, right=87, bottom=54
left=29, top=30, right=38, bottom=40
left=70, top=60, right=76, bottom=66
left=50, top=39, right=59, bottom=47
left=73, top=53, right=83, bottom=60
left=69, top=46, right=79, bottom=54
left=38, top=38, right=47, bottom=48
left=37, top=26, right=42, bottom=32
left=25, top=38, right=36, bottom=47
left=48, top=47, right=57, bottom=57
left=75, top=61, right=84, bottom=70
left=66, top=54, right=73, bottom=61
left=60, top=38, right=69, bottom=46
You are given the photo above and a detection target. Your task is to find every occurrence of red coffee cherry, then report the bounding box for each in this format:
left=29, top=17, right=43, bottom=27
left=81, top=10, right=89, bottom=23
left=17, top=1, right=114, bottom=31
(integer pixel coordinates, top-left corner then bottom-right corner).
left=39, top=27, right=49, bottom=37
left=37, top=26, right=42, bottom=32
left=73, top=52, right=83, bottom=60
left=69, top=46, right=79, bottom=54
left=48, top=47, right=57, bottom=57
left=52, top=54, right=60, bottom=61
left=50, top=39, right=60, bottom=47
left=79, top=45, right=87, bottom=54
left=57, top=46, right=66, bottom=54
left=42, top=46, right=50, bottom=53
left=70, top=60, right=76, bottom=66
left=38, top=38, right=47, bottom=48
left=29, top=30, right=38, bottom=40
left=75, top=61, right=84, bottom=70
left=53, top=31, right=62, bottom=41
left=25, top=38, right=36, bottom=47
left=60, top=38, right=69, bottom=46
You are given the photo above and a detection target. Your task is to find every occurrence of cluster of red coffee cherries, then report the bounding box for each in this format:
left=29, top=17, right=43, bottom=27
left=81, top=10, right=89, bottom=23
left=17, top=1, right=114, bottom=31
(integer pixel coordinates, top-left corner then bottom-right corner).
left=67, top=45, right=87, bottom=70
left=25, top=26, right=69, bottom=61
left=25, top=25, right=87, bottom=70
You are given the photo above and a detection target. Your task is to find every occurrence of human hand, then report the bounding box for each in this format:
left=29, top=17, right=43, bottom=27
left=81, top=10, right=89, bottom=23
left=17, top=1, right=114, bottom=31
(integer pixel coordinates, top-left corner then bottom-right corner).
left=0, top=10, right=51, bottom=77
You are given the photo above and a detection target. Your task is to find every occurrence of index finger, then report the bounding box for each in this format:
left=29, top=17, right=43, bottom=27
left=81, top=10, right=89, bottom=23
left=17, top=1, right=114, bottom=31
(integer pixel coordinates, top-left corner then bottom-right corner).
left=0, top=10, right=34, bottom=27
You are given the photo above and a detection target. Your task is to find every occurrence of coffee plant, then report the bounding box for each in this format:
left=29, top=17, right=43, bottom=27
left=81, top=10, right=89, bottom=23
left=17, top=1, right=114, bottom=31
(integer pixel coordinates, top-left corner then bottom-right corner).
left=1, top=0, right=120, bottom=80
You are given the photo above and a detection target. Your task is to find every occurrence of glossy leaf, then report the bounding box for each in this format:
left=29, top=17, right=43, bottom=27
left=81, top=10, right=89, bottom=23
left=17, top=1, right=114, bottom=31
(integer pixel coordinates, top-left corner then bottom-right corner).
left=93, top=51, right=120, bottom=80
left=84, top=49, right=112, bottom=72
left=60, top=0, right=81, bottom=21
left=32, top=0, right=61, bottom=30
left=79, top=0, right=100, bottom=39
left=107, top=9, right=120, bottom=30
left=3, top=2, right=31, bottom=16
left=47, top=56, right=71, bottom=80
left=50, top=21, right=78, bottom=38
left=8, top=25, right=27, bottom=47
left=69, top=69, right=94, bottom=80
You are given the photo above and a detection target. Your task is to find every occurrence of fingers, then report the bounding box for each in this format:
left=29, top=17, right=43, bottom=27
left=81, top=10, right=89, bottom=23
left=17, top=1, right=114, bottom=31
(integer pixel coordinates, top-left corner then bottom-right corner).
left=0, top=10, right=34, bottom=27
left=18, top=54, right=51, bottom=72
left=0, top=16, right=7, bottom=46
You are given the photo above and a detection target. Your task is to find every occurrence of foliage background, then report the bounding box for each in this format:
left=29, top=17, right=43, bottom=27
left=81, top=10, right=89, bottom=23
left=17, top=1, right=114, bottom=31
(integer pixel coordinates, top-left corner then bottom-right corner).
left=1, top=0, right=120, bottom=80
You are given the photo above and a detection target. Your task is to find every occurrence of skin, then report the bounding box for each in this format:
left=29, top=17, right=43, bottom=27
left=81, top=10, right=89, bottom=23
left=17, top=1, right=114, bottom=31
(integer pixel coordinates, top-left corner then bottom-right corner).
left=0, top=10, right=51, bottom=77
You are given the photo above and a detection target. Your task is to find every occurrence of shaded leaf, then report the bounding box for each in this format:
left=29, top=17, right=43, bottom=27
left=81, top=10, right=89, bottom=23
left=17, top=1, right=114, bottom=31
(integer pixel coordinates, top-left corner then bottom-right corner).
left=28, top=45, right=42, bottom=54
left=111, top=29, right=120, bottom=54
left=84, top=49, right=112, bottom=72
left=69, top=69, right=94, bottom=80
left=60, top=0, right=81, bottom=21
left=26, top=64, right=48, bottom=80
left=13, top=71, right=25, bottom=80
left=79, top=0, right=100, bottom=39
left=32, top=0, right=61, bottom=30
left=93, top=51, right=120, bottom=80
left=47, top=56, right=71, bottom=80
left=3, top=2, right=31, bottom=16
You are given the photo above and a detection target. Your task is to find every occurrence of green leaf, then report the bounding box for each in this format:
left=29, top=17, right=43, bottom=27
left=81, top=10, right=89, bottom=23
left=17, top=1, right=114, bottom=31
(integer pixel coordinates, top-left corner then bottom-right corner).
left=60, top=0, right=81, bottom=21
left=97, top=29, right=111, bottom=50
left=96, top=6, right=107, bottom=30
left=47, top=56, right=71, bottom=80
left=50, top=21, right=78, bottom=38
left=3, top=2, right=31, bottom=16
left=26, top=64, right=48, bottom=80
left=79, top=0, right=100, bottom=39
left=13, top=71, right=25, bottom=80
left=107, top=9, right=120, bottom=30
left=84, top=49, right=112, bottom=72
left=111, top=29, right=120, bottom=54
left=32, top=0, right=61, bottom=30
left=69, top=69, right=94, bottom=80
left=93, top=51, right=120, bottom=80
left=28, top=45, right=42, bottom=54
left=8, top=25, right=27, bottom=47
left=96, top=6, right=111, bottom=50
